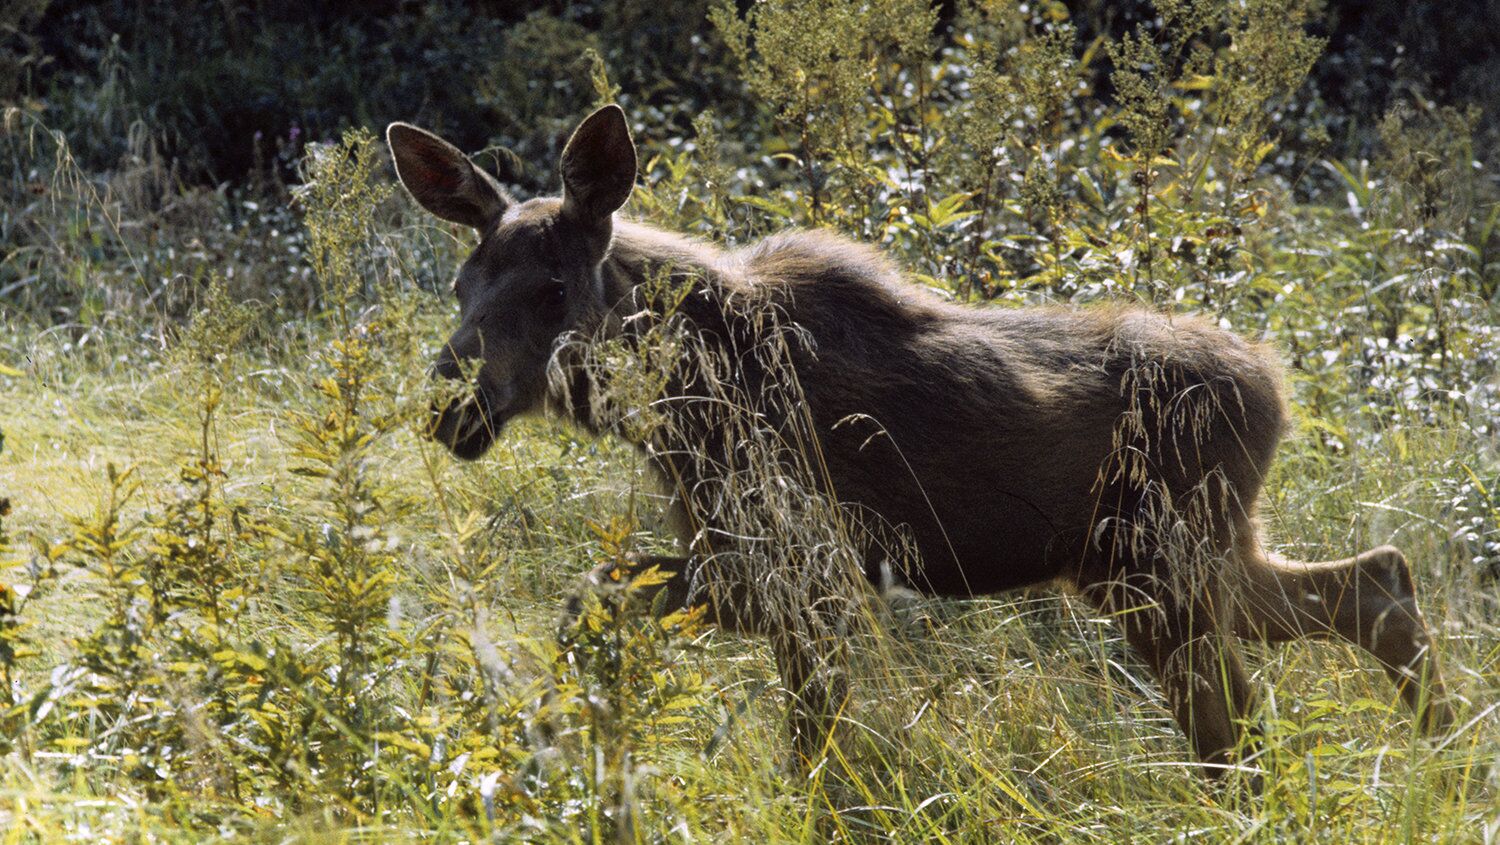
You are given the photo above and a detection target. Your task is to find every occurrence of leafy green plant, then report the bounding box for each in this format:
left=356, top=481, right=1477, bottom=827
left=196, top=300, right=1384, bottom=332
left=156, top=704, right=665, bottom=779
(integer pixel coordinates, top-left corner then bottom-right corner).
left=0, top=414, right=63, bottom=762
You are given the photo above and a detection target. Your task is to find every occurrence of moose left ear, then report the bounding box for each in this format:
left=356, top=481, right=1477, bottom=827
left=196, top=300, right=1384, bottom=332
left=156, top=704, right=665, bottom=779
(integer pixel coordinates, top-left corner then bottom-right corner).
left=387, top=122, right=510, bottom=231
left=560, top=105, right=637, bottom=227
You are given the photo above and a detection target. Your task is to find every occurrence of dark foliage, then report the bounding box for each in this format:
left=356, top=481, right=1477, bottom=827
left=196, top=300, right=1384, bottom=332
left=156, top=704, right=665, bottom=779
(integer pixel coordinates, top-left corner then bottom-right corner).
left=21, top=0, right=747, bottom=187
left=10, top=1, right=1495, bottom=189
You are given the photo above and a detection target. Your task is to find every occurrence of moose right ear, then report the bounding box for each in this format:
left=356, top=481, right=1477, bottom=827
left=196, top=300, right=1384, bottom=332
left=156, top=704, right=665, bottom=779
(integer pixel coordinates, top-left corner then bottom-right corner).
left=560, top=105, right=636, bottom=228
left=386, top=122, right=509, bottom=231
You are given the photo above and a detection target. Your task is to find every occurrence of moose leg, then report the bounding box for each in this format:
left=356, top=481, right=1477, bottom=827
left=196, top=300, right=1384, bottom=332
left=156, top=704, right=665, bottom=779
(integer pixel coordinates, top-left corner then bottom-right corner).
left=561, top=554, right=846, bottom=762
left=1083, top=572, right=1261, bottom=780
left=770, top=628, right=848, bottom=765
left=561, top=553, right=767, bottom=634
left=1228, top=541, right=1454, bottom=732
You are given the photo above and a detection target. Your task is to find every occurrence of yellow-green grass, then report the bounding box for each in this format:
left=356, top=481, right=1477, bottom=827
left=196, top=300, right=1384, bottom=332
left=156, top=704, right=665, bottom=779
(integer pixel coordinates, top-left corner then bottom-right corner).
left=1, top=309, right=1495, bottom=842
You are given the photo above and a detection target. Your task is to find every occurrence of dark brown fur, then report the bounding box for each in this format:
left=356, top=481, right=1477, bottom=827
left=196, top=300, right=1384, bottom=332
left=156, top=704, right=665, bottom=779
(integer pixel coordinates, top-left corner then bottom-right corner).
left=389, top=106, right=1454, bottom=783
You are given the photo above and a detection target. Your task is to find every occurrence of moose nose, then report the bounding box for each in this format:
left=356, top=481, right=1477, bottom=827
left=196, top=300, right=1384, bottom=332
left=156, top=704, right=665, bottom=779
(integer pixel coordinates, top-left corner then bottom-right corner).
left=431, top=348, right=465, bottom=382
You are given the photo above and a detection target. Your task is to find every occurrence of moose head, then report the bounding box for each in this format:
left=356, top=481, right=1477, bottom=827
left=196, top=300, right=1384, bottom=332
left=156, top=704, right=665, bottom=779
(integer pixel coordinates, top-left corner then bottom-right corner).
left=387, top=105, right=638, bottom=459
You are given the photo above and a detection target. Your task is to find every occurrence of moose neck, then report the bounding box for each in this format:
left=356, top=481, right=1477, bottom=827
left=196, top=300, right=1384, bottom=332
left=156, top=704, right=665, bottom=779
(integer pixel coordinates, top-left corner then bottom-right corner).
left=554, top=216, right=729, bottom=440
left=600, top=217, right=728, bottom=307
left=590, top=217, right=832, bottom=550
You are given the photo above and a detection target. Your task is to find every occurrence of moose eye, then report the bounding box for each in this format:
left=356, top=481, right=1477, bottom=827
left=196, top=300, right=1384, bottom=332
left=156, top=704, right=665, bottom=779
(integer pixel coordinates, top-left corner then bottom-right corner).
left=534, top=282, right=567, bottom=321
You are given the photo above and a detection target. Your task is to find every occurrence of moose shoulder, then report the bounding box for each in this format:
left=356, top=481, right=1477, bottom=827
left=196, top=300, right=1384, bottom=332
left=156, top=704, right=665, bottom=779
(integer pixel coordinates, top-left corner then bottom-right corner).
left=388, top=105, right=1453, bottom=783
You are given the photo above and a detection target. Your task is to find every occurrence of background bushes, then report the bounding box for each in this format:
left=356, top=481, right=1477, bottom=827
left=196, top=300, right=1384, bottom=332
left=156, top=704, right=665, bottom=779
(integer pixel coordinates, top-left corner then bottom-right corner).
left=16, top=0, right=747, bottom=187
left=12, top=0, right=1498, bottom=184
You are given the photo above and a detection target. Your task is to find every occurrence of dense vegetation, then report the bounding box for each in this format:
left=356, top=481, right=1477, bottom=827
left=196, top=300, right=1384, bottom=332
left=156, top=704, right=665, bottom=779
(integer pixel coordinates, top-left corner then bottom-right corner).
left=1, top=0, right=1496, bottom=840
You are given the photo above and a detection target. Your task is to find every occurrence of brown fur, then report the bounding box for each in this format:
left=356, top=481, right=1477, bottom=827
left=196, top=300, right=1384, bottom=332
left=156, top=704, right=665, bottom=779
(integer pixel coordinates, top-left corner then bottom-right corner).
left=389, top=106, right=1454, bottom=783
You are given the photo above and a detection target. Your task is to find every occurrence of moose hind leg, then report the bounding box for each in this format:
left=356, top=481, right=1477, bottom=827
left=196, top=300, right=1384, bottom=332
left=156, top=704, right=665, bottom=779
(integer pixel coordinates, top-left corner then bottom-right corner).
left=1228, top=541, right=1454, bottom=732
left=1084, top=572, right=1261, bottom=780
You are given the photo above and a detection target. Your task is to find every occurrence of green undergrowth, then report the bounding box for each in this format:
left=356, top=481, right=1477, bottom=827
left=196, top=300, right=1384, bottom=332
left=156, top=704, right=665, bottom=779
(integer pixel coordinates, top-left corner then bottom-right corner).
left=2, top=317, right=1496, bottom=840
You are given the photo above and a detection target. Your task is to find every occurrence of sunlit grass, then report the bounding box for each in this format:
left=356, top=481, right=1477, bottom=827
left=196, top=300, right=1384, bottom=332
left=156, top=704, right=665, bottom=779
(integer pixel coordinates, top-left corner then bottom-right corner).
left=1, top=310, right=1496, bottom=839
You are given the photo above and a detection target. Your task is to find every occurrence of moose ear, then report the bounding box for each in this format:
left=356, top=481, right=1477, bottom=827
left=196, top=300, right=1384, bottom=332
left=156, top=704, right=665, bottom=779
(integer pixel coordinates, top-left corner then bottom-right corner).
left=387, top=122, right=509, bottom=231
left=560, top=105, right=636, bottom=227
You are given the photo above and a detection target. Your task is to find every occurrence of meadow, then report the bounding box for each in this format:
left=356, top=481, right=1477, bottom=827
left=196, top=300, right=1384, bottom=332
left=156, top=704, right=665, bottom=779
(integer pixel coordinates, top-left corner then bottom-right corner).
left=1, top=0, right=1497, bottom=840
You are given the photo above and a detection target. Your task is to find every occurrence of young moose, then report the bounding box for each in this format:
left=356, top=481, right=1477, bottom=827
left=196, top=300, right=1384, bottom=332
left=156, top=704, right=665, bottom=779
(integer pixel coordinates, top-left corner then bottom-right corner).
left=387, top=105, right=1453, bottom=781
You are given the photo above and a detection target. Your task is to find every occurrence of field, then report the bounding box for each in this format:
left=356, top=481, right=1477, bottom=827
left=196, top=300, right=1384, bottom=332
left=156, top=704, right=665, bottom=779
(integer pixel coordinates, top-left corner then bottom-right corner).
left=1, top=1, right=1498, bottom=841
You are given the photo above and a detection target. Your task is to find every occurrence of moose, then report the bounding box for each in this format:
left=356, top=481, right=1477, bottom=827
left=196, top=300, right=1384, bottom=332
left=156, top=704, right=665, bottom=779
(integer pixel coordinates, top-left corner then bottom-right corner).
left=386, top=104, right=1453, bottom=782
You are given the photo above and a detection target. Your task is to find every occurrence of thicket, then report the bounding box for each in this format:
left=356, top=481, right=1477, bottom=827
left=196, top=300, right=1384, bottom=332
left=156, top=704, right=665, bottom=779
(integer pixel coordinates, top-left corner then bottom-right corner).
left=0, top=0, right=1496, bottom=840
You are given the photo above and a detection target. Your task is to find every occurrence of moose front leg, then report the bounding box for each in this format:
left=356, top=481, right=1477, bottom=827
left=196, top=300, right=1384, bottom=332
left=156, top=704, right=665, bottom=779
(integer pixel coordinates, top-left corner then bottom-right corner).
left=769, top=625, right=849, bottom=766
left=561, top=553, right=769, bottom=634
left=560, top=554, right=848, bottom=765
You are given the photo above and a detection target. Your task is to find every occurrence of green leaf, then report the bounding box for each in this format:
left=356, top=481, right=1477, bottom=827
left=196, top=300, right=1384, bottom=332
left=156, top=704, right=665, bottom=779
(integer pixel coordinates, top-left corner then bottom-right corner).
left=919, top=191, right=978, bottom=229
left=736, top=195, right=796, bottom=220
left=1077, top=170, right=1104, bottom=207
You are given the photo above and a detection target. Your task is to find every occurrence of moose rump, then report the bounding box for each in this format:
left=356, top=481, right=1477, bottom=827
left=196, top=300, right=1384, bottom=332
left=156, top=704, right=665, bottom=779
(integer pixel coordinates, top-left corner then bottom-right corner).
left=772, top=264, right=1288, bottom=599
